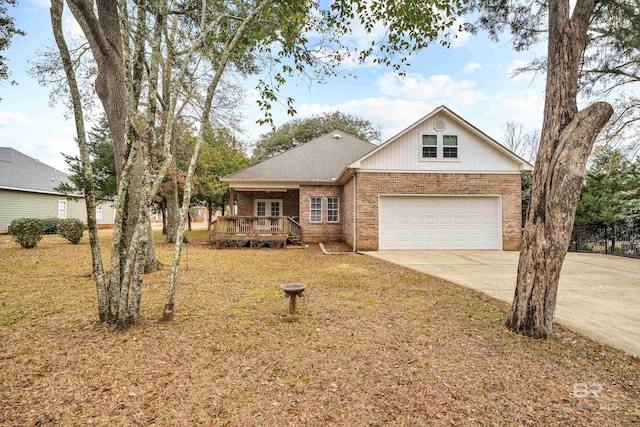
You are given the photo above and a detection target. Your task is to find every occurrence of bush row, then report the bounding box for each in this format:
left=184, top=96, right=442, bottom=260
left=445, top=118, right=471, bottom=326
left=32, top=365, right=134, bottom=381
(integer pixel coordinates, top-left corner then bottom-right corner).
left=8, top=218, right=85, bottom=248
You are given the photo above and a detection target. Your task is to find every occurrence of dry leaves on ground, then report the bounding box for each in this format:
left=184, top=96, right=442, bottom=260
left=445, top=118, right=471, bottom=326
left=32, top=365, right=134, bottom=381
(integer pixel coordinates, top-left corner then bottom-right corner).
left=0, top=231, right=638, bottom=426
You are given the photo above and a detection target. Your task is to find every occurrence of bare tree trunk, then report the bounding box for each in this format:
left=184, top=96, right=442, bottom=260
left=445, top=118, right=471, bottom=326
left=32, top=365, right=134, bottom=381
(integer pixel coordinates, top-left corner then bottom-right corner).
left=162, top=0, right=273, bottom=321
left=65, top=0, right=160, bottom=328
left=507, top=0, right=613, bottom=337
left=207, top=202, right=213, bottom=231
left=161, top=201, right=167, bottom=235
left=50, top=0, right=108, bottom=321
left=165, top=177, right=180, bottom=243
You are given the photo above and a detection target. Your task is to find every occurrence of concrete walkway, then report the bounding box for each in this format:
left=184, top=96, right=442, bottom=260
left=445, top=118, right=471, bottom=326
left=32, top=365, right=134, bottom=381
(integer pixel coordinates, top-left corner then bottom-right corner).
left=362, top=250, right=640, bottom=357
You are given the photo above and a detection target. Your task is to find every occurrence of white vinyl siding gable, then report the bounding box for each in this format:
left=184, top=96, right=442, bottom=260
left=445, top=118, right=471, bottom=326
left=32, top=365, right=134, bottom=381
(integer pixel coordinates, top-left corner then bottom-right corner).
left=359, top=112, right=521, bottom=172
left=0, top=190, right=117, bottom=232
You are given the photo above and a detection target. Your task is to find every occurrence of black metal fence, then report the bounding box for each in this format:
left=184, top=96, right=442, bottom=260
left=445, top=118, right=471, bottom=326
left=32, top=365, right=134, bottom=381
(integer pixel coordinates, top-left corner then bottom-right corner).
left=569, top=224, right=640, bottom=258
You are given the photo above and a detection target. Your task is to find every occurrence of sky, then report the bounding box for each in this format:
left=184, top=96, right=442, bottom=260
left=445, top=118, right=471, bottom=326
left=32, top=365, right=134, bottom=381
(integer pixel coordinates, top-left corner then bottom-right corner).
left=0, top=0, right=548, bottom=173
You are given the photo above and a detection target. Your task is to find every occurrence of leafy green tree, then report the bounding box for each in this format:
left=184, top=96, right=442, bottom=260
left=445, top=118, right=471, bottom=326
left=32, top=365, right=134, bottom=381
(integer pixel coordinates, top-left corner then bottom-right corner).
left=575, top=148, right=640, bottom=227
left=53, top=0, right=469, bottom=327
left=194, top=127, right=250, bottom=226
left=252, top=112, right=381, bottom=162
left=0, top=0, right=25, bottom=85
left=467, top=0, right=615, bottom=337
left=57, top=116, right=116, bottom=201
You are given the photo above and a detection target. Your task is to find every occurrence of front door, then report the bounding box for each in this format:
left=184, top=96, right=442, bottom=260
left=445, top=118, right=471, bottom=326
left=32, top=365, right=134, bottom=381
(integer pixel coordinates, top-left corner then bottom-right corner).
left=254, top=199, right=283, bottom=233
left=255, top=199, right=282, bottom=217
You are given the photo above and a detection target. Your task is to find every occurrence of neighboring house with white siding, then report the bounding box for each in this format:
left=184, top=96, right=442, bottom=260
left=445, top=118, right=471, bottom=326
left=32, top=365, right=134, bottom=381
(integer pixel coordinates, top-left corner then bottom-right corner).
left=221, top=105, right=533, bottom=251
left=0, top=147, right=115, bottom=233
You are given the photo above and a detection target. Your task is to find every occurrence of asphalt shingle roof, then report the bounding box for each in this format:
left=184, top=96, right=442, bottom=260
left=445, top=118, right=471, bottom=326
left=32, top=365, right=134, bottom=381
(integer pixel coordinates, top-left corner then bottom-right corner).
left=0, top=147, right=75, bottom=194
left=225, top=130, right=376, bottom=182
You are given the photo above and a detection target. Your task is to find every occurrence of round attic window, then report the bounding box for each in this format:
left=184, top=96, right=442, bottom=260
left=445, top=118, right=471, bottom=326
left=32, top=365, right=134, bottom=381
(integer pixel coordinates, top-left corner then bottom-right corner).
left=433, top=119, right=446, bottom=132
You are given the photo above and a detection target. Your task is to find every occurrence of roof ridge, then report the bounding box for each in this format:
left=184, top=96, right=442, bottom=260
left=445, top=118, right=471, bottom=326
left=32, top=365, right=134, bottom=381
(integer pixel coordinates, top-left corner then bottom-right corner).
left=226, top=129, right=375, bottom=180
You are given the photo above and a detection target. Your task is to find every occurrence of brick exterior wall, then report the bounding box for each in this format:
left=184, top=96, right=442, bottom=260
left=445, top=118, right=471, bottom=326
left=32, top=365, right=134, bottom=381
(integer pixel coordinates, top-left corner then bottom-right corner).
left=299, top=185, right=343, bottom=242
left=354, top=172, right=522, bottom=251
left=342, top=176, right=355, bottom=248
left=235, top=190, right=299, bottom=217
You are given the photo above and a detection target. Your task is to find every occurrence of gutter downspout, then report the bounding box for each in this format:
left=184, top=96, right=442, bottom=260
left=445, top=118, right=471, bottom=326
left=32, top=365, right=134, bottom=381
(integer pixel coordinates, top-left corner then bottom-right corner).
left=353, top=173, right=357, bottom=252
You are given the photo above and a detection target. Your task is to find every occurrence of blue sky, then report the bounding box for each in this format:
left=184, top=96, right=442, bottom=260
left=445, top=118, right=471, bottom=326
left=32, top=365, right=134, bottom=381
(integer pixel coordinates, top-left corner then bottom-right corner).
left=0, top=0, right=547, bottom=172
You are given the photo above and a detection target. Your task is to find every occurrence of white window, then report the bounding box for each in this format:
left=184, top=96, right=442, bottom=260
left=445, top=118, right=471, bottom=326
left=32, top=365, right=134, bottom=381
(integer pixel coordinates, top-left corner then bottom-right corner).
left=96, top=204, right=103, bottom=220
left=270, top=201, right=280, bottom=217
left=327, top=197, right=339, bottom=223
left=422, top=135, right=437, bottom=158
left=254, top=199, right=282, bottom=217
left=256, top=201, right=266, bottom=216
left=310, top=197, right=322, bottom=223
left=57, top=200, right=67, bottom=219
left=443, top=135, right=458, bottom=158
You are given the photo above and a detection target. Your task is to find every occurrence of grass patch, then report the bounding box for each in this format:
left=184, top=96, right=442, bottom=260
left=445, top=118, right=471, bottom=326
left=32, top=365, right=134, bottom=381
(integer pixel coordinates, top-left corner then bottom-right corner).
left=0, top=231, right=638, bottom=425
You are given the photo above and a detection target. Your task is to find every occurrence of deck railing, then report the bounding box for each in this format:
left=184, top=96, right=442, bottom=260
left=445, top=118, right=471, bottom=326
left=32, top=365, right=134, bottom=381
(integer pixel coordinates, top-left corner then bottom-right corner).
left=287, top=217, right=303, bottom=242
left=212, top=216, right=303, bottom=242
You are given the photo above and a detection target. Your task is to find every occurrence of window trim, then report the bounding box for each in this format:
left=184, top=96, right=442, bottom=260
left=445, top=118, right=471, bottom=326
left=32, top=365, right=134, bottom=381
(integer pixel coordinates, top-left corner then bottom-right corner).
left=96, top=204, right=103, bottom=220
left=58, top=200, right=67, bottom=219
left=327, top=197, right=340, bottom=223
left=310, top=197, right=322, bottom=223
left=254, top=199, right=282, bottom=217
left=421, top=134, right=438, bottom=159
left=443, top=135, right=458, bottom=159
left=421, top=134, right=461, bottom=160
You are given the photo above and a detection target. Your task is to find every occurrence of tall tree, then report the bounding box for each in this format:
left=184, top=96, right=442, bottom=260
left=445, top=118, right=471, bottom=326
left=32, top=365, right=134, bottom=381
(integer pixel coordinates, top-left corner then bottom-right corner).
left=500, top=0, right=640, bottom=155
left=57, top=116, right=117, bottom=201
left=53, top=0, right=468, bottom=327
left=194, top=127, right=250, bottom=227
left=502, top=121, right=539, bottom=164
left=575, top=147, right=639, bottom=227
left=468, top=0, right=614, bottom=337
left=252, top=111, right=382, bottom=162
left=0, top=0, right=25, bottom=87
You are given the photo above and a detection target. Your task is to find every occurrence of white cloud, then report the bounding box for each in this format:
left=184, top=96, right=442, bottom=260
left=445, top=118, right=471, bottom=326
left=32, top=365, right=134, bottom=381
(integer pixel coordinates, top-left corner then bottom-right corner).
left=0, top=111, right=78, bottom=172
left=0, top=111, right=29, bottom=127
left=63, top=14, right=86, bottom=40
left=473, top=89, right=544, bottom=140
left=499, top=90, right=544, bottom=123
left=377, top=72, right=485, bottom=106
left=507, top=60, right=531, bottom=81
left=297, top=97, right=437, bottom=141
left=449, top=18, right=471, bottom=48
left=463, top=61, right=482, bottom=74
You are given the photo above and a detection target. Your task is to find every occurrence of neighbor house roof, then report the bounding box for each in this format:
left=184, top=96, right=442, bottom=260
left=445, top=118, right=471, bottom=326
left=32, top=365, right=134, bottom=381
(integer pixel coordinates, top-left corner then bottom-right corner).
left=350, top=105, right=535, bottom=171
left=223, top=130, right=376, bottom=183
left=0, top=147, right=78, bottom=195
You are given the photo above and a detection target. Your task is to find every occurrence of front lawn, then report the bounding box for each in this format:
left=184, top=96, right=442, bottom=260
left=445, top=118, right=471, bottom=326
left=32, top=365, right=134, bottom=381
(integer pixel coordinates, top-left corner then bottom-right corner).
left=0, top=231, right=638, bottom=425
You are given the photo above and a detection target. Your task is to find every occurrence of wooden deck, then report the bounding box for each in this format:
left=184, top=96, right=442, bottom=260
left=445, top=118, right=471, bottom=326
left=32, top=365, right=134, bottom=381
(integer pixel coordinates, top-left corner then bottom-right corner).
left=210, top=216, right=303, bottom=248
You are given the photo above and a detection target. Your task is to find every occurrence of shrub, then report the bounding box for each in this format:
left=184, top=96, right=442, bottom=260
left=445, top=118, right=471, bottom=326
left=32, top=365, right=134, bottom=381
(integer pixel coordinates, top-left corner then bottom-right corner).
left=57, top=218, right=84, bottom=244
left=42, top=218, right=61, bottom=234
left=9, top=218, right=46, bottom=249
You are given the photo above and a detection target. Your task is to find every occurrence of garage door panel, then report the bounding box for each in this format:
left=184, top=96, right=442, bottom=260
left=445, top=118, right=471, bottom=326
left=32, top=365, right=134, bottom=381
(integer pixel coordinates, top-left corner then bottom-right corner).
left=379, top=196, right=501, bottom=250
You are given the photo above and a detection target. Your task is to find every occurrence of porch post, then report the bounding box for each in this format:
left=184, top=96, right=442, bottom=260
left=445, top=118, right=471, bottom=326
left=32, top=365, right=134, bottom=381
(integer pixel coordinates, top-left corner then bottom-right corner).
left=229, top=189, right=235, bottom=216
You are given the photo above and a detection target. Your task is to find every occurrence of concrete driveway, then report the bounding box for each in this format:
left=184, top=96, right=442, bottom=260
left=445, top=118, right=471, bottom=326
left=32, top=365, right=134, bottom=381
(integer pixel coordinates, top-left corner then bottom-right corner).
left=362, top=250, right=640, bottom=357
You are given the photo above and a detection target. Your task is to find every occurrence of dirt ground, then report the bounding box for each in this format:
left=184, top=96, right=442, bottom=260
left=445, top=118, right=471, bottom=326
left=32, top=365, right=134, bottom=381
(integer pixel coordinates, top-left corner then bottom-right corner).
left=322, top=241, right=353, bottom=253
left=0, top=231, right=638, bottom=426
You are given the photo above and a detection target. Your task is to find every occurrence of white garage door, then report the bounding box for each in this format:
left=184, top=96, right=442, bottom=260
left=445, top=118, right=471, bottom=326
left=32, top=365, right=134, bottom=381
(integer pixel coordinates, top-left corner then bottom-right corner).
left=379, top=196, right=501, bottom=250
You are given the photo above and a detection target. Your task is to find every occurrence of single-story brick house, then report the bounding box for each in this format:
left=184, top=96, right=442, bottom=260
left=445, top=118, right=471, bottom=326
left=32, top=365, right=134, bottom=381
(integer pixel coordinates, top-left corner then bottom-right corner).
left=0, top=147, right=116, bottom=233
left=221, top=106, right=533, bottom=251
